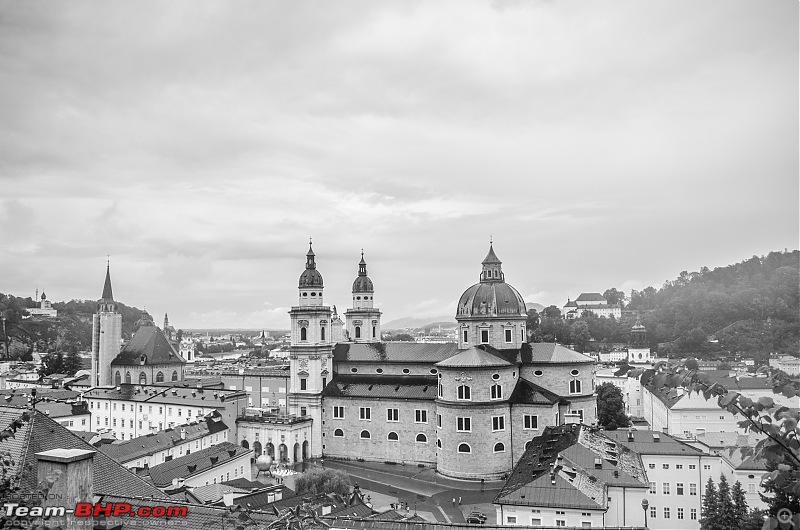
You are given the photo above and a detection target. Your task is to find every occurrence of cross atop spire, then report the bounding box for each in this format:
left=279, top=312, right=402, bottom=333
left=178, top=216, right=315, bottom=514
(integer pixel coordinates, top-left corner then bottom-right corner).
left=101, top=262, right=114, bottom=301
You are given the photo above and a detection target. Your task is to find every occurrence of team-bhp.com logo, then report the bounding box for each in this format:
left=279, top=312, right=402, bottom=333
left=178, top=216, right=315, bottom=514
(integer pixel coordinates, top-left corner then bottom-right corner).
left=4, top=502, right=188, bottom=518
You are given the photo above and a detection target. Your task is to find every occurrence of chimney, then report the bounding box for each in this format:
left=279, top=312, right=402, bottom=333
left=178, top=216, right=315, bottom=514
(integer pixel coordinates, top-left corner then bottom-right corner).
left=627, top=428, right=635, bottom=442
left=653, top=433, right=661, bottom=442
left=36, top=449, right=96, bottom=530
left=594, top=458, right=602, bottom=469
left=180, top=428, right=186, bottom=440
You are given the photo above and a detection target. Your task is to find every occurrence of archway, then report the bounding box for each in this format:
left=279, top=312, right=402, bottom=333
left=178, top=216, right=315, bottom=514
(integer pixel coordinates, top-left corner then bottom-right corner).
left=241, top=440, right=250, bottom=449
left=253, top=441, right=262, bottom=457
left=266, top=443, right=275, bottom=458
left=302, top=440, right=309, bottom=460
left=279, top=444, right=288, bottom=463
left=293, top=443, right=301, bottom=463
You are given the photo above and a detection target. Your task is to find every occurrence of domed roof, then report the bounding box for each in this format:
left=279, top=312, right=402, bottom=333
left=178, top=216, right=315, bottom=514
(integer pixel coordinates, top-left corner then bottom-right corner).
left=456, top=244, right=527, bottom=318
left=457, top=282, right=527, bottom=318
left=298, top=242, right=324, bottom=288
left=352, top=252, right=374, bottom=293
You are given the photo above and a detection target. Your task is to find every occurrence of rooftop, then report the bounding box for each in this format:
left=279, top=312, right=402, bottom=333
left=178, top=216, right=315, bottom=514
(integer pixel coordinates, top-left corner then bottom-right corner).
left=112, top=324, right=186, bottom=366
left=147, top=441, right=252, bottom=487
left=333, top=342, right=460, bottom=363
left=322, top=374, right=438, bottom=400
left=603, top=429, right=705, bottom=456
left=435, top=346, right=512, bottom=368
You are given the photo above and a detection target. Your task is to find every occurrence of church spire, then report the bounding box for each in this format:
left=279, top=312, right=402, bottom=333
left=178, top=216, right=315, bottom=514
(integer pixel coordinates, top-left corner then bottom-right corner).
left=101, top=263, right=114, bottom=301
left=480, top=243, right=504, bottom=282
left=306, top=238, right=316, bottom=270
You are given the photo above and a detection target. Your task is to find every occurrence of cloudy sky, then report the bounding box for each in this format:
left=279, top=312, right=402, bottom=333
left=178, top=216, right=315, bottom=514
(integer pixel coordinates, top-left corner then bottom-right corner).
left=1, top=0, right=797, bottom=330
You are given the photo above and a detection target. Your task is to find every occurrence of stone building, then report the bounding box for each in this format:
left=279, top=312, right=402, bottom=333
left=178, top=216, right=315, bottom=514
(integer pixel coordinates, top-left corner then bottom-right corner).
left=238, top=243, right=597, bottom=480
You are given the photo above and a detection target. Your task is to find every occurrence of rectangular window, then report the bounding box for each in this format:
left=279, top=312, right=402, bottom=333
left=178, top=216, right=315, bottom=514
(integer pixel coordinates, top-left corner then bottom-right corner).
left=690, top=483, right=697, bottom=495
left=168, top=407, right=172, bottom=415
left=649, top=463, right=656, bottom=469
left=691, top=509, right=697, bottom=520
left=463, top=330, right=468, bottom=343
left=649, top=482, right=656, bottom=494
left=359, top=407, right=371, bottom=420
left=245, top=386, right=252, bottom=392
left=333, top=406, right=344, bottom=419
left=663, top=464, right=669, bottom=469
left=492, top=415, right=505, bottom=431
left=704, top=464, right=711, bottom=470
left=178, top=409, right=182, bottom=417
left=300, top=379, right=307, bottom=391
left=437, top=414, right=442, bottom=428
left=387, top=408, right=399, bottom=422
left=481, top=330, right=489, bottom=343
left=569, top=380, right=582, bottom=394
left=748, top=483, right=756, bottom=494
left=415, top=410, right=427, bottom=423
left=113, top=419, right=117, bottom=427
left=556, top=521, right=565, bottom=528
left=677, top=508, right=684, bottom=520
left=689, top=464, right=696, bottom=470
left=457, top=417, right=471, bottom=432
left=676, top=464, right=683, bottom=470
left=664, top=508, right=670, bottom=519
left=663, top=483, right=670, bottom=495
left=523, top=415, right=538, bottom=430
left=677, top=483, right=684, bottom=495
left=122, top=404, right=125, bottom=411
left=113, top=403, right=116, bottom=411
left=506, top=516, right=516, bottom=524
left=650, top=507, right=656, bottom=518
left=505, top=329, right=512, bottom=343
left=262, top=386, right=270, bottom=393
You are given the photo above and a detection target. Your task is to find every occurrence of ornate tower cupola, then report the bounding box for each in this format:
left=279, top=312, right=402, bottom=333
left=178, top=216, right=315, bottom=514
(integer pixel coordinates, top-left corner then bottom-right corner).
left=298, top=240, right=324, bottom=306
left=346, top=251, right=381, bottom=342
left=480, top=243, right=504, bottom=283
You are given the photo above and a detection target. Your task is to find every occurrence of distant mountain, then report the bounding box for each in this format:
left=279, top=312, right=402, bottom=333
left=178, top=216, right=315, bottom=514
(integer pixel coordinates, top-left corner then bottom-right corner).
left=526, top=303, right=545, bottom=312
left=383, top=316, right=456, bottom=330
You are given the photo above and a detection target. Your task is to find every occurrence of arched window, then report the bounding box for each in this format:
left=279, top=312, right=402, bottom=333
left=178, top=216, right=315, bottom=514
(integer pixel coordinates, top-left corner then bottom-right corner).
left=125, top=371, right=131, bottom=384
left=415, top=433, right=427, bottom=443
left=359, top=430, right=371, bottom=439
left=156, top=372, right=164, bottom=383
left=355, top=326, right=361, bottom=339
left=114, top=371, right=121, bottom=386
left=334, top=429, right=344, bottom=437
left=139, top=372, right=147, bottom=385
left=494, top=442, right=505, bottom=453
left=436, top=439, right=441, bottom=448
left=320, top=326, right=326, bottom=341
left=458, top=443, right=471, bottom=453
left=490, top=383, right=502, bottom=400
left=387, top=432, right=399, bottom=441
left=457, top=385, right=471, bottom=400
left=300, top=327, right=307, bottom=341
left=172, top=370, right=178, bottom=381
left=372, top=326, right=376, bottom=338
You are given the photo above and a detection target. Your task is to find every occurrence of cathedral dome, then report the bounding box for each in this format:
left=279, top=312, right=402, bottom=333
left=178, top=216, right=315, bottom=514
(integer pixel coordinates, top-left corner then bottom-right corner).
left=456, top=244, right=527, bottom=318
left=298, top=242, right=324, bottom=288
left=352, top=252, right=373, bottom=293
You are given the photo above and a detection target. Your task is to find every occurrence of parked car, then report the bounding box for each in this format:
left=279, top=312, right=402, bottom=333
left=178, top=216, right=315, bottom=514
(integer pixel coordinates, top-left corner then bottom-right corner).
left=466, top=512, right=487, bottom=524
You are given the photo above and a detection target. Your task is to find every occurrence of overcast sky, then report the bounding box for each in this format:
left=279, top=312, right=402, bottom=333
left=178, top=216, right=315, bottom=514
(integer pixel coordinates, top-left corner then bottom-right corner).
left=1, top=0, right=797, bottom=330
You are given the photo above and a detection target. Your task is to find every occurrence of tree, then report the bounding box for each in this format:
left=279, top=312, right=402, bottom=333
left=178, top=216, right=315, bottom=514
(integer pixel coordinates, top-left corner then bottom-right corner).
left=176, top=329, right=184, bottom=342
left=569, top=321, right=591, bottom=353
left=595, top=382, right=629, bottom=430
left=716, top=474, right=736, bottom=530
left=542, top=305, right=562, bottom=319
left=525, top=309, right=540, bottom=338
left=684, top=357, right=699, bottom=371
left=294, top=468, right=352, bottom=497
left=603, top=288, right=625, bottom=307
left=700, top=478, right=719, bottom=530
left=63, top=346, right=83, bottom=376
left=739, top=509, right=766, bottom=530
left=731, top=480, right=748, bottom=524
left=38, top=351, right=65, bottom=378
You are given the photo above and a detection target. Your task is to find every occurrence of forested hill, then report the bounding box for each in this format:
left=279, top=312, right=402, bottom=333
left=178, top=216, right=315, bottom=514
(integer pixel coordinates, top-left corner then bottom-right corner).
left=0, top=293, right=149, bottom=358
left=628, top=250, right=799, bottom=357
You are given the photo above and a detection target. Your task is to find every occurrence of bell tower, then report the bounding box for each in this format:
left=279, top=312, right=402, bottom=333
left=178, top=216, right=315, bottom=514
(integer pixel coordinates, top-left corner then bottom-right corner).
left=91, top=262, right=122, bottom=387
left=287, top=240, right=332, bottom=458
left=345, top=251, right=382, bottom=342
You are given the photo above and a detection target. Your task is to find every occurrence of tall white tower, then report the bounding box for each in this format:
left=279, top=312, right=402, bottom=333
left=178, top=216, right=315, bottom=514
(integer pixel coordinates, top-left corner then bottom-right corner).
left=91, top=264, right=122, bottom=387
left=345, top=252, right=382, bottom=342
left=287, top=241, right=332, bottom=458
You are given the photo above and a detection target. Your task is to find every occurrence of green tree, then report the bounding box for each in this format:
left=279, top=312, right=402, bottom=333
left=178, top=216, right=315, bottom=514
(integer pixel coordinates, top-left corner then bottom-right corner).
left=700, top=478, right=719, bottom=530
left=595, top=382, right=629, bottom=430
left=731, top=480, right=748, bottom=524
left=739, top=509, right=766, bottom=530
left=684, top=357, right=699, bottom=371
left=63, top=346, right=83, bottom=375
left=716, top=474, right=736, bottom=530
left=542, top=305, right=562, bottom=319
left=603, top=288, right=625, bottom=307
left=294, top=468, right=352, bottom=497
left=569, top=321, right=591, bottom=353
left=525, top=309, right=540, bottom=340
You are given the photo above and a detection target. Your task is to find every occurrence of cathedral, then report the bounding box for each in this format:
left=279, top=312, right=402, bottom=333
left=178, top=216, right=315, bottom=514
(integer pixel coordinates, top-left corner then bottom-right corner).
left=90, top=264, right=186, bottom=388
left=240, top=242, right=597, bottom=480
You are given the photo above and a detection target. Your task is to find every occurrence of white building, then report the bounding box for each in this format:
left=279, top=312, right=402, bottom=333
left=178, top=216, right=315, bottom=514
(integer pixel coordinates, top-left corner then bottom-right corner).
left=147, top=441, right=253, bottom=488
left=97, top=411, right=230, bottom=469
left=563, top=293, right=622, bottom=320
left=26, top=291, right=58, bottom=318
left=595, top=368, right=644, bottom=418
left=769, top=354, right=800, bottom=376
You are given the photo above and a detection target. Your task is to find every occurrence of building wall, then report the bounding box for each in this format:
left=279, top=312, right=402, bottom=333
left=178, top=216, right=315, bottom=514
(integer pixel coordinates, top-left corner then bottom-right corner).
left=322, top=396, right=437, bottom=465
left=122, top=429, right=230, bottom=469
left=221, top=373, right=289, bottom=411
left=179, top=452, right=253, bottom=488
left=495, top=504, right=604, bottom=527
left=92, top=312, right=121, bottom=387
left=456, top=319, right=526, bottom=351
left=237, top=418, right=312, bottom=464
left=509, top=402, right=558, bottom=462
left=335, top=362, right=440, bottom=378
left=111, top=363, right=184, bottom=386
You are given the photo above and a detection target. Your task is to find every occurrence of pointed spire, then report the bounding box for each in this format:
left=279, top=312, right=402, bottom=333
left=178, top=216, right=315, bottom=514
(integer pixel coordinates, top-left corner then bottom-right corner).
left=480, top=242, right=503, bottom=283
left=306, top=238, right=316, bottom=269
left=358, top=250, right=367, bottom=276
left=101, top=263, right=114, bottom=300
left=482, top=243, right=501, bottom=265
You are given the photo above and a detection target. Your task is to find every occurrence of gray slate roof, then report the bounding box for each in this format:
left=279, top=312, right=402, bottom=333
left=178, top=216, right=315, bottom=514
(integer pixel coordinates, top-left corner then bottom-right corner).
left=333, top=342, right=459, bottom=363
left=322, top=375, right=438, bottom=400
left=603, top=429, right=704, bottom=456
left=147, top=441, right=252, bottom=487
left=435, top=346, right=512, bottom=368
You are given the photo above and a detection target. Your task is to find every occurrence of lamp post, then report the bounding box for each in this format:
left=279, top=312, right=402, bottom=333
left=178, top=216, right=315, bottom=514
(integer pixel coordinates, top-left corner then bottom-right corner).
left=642, top=498, right=649, bottom=528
